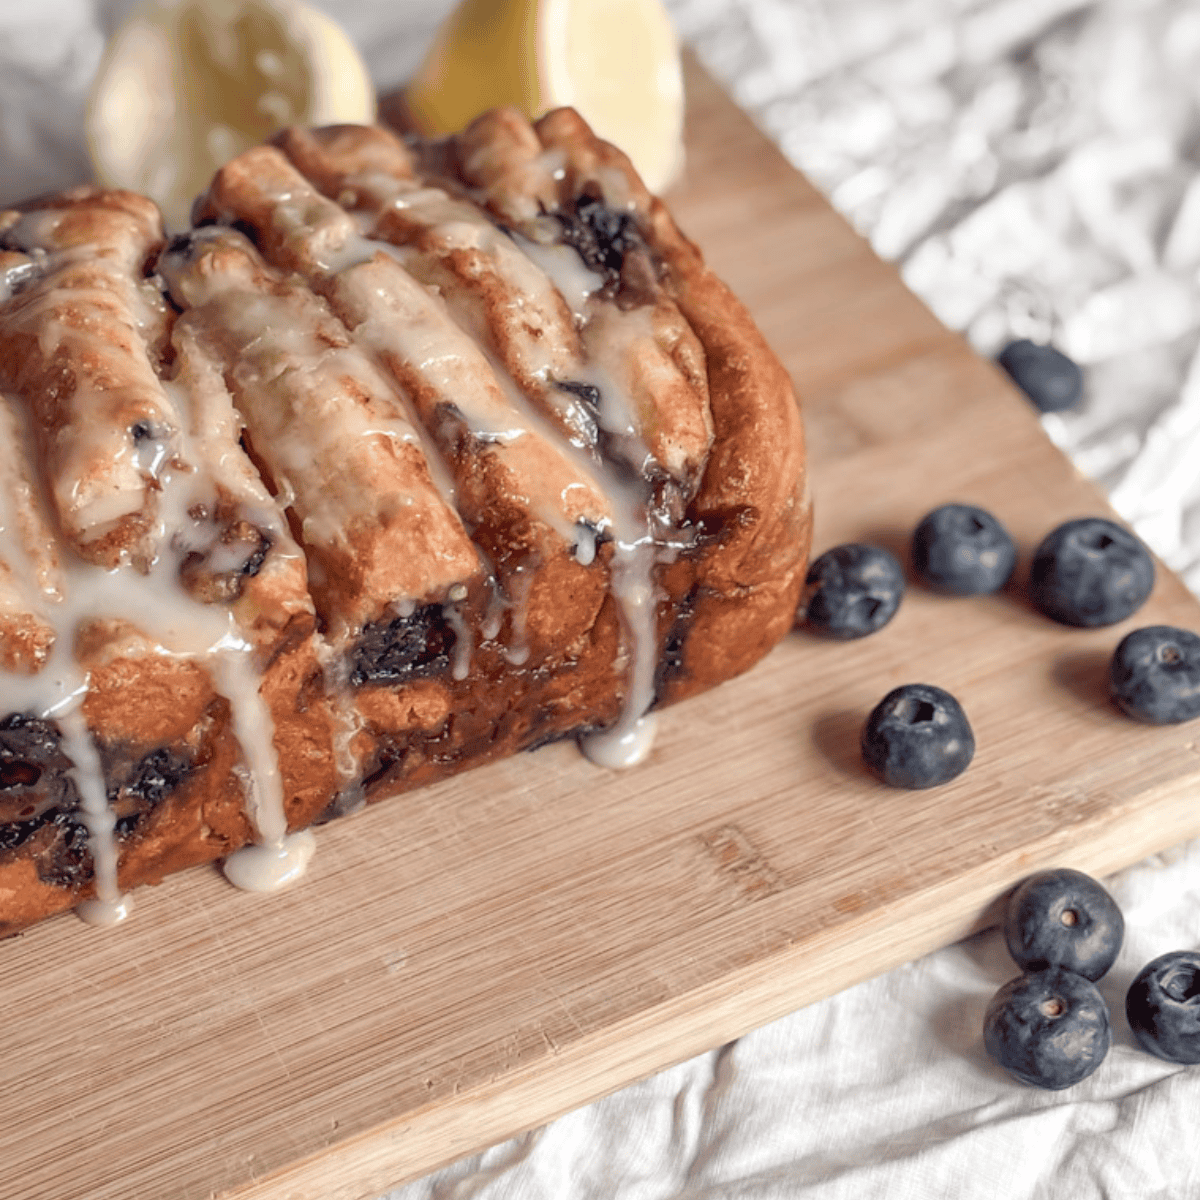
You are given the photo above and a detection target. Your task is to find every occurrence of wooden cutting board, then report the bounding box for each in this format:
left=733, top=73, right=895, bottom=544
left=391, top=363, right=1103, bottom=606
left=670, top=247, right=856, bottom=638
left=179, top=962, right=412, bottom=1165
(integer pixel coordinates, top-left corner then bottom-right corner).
left=6, top=58, right=1200, bottom=1200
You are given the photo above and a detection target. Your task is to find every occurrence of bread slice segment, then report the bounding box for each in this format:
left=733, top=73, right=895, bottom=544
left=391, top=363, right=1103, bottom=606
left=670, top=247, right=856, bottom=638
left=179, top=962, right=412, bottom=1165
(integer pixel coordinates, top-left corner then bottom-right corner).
left=501, top=107, right=811, bottom=698
left=0, top=194, right=342, bottom=932
left=0, top=190, right=178, bottom=569
left=159, top=226, right=485, bottom=642
left=273, top=123, right=606, bottom=458
left=194, top=147, right=618, bottom=666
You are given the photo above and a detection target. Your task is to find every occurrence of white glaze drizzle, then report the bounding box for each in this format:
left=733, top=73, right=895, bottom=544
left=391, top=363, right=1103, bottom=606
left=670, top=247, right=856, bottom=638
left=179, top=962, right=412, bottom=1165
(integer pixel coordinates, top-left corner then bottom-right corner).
left=0, top=394, right=128, bottom=919
left=465, top=244, right=670, bottom=763
left=141, top=383, right=310, bottom=891
left=510, top=232, right=605, bottom=318
left=1, top=228, right=312, bottom=917
left=59, top=705, right=132, bottom=927
left=573, top=520, right=599, bottom=567
left=230, top=181, right=613, bottom=556
left=159, top=226, right=478, bottom=632
left=344, top=173, right=674, bottom=763
left=320, top=644, right=367, bottom=815
left=578, top=712, right=659, bottom=770
left=0, top=451, right=305, bottom=913
left=222, top=829, right=315, bottom=893
left=441, top=602, right=474, bottom=682
left=471, top=328, right=667, bottom=756
left=2, top=211, right=179, bottom=563
left=527, top=282, right=673, bottom=767
left=497, top=564, right=534, bottom=667
left=513, top=218, right=702, bottom=766
left=0, top=254, right=41, bottom=305
left=343, top=175, right=602, bottom=448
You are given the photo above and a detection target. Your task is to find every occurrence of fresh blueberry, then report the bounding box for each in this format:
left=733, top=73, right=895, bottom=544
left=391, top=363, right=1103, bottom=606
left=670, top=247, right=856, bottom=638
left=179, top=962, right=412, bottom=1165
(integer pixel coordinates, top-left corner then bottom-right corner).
left=860, top=683, right=974, bottom=788
left=800, top=544, right=905, bottom=639
left=998, top=339, right=1083, bottom=413
left=1030, top=517, right=1154, bottom=627
left=911, top=503, right=1016, bottom=596
left=1109, top=625, right=1200, bottom=725
left=1003, top=868, right=1124, bottom=981
left=984, top=967, right=1112, bottom=1089
left=1125, top=950, right=1200, bottom=1064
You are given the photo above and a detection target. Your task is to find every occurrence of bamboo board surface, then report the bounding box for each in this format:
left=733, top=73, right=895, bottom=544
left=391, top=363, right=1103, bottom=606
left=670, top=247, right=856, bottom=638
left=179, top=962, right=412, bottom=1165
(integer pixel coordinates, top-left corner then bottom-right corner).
left=7, top=58, right=1200, bottom=1200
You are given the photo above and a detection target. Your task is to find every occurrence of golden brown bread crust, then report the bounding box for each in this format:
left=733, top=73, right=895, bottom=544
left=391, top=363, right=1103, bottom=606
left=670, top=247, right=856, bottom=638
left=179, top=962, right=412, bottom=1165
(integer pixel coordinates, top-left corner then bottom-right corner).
left=444, top=107, right=811, bottom=701
left=0, top=108, right=810, bottom=935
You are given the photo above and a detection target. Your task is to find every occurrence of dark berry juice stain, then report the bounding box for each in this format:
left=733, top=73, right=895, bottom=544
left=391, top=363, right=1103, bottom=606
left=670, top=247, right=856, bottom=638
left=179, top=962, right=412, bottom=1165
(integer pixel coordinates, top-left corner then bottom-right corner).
left=0, top=714, right=80, bottom=828
left=558, top=193, right=643, bottom=282
left=553, top=380, right=602, bottom=410
left=351, top=604, right=457, bottom=686
left=2, top=713, right=198, bottom=887
left=109, top=746, right=198, bottom=836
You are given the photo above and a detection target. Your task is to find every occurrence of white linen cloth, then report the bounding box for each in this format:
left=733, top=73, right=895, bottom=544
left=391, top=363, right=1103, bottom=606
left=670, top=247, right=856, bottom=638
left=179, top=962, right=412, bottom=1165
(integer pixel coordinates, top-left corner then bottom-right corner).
left=3, top=2, right=1199, bottom=1196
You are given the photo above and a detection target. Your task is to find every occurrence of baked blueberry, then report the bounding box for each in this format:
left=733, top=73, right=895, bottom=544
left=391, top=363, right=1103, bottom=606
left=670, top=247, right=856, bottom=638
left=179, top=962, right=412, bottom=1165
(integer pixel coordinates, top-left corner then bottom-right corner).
left=559, top=194, right=641, bottom=278
left=1003, top=868, right=1124, bottom=981
left=350, top=604, right=457, bottom=685
left=1109, top=625, right=1200, bottom=725
left=911, top=503, right=1016, bottom=595
left=998, top=339, right=1083, bottom=413
left=984, top=967, right=1112, bottom=1089
left=1030, top=517, right=1154, bottom=627
left=1125, top=950, right=1200, bottom=1064
left=800, top=544, right=904, bottom=639
left=860, top=683, right=974, bottom=788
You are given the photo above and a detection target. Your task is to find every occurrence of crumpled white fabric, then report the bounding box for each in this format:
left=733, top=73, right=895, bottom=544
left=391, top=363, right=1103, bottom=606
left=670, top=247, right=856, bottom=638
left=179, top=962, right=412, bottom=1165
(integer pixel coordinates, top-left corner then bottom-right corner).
left=3, top=2, right=1200, bottom=1197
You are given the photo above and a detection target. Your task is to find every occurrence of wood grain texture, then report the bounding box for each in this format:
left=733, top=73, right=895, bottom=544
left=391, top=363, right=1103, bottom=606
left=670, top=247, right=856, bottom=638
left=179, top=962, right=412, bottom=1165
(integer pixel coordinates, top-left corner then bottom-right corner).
left=6, top=57, right=1200, bottom=1200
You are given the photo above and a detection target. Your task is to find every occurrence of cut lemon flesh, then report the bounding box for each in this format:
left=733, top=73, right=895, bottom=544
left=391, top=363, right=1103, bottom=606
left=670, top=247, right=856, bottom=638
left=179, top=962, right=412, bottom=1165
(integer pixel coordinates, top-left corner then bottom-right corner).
left=404, top=0, right=685, bottom=194
left=86, top=0, right=376, bottom=229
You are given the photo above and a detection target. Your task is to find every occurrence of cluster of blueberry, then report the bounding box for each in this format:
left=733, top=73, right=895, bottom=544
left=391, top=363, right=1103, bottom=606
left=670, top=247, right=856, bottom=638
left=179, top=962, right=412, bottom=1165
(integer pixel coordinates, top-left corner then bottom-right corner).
left=800, top=506, right=1200, bottom=788
left=984, top=868, right=1200, bottom=1088
left=806, top=342, right=1200, bottom=1088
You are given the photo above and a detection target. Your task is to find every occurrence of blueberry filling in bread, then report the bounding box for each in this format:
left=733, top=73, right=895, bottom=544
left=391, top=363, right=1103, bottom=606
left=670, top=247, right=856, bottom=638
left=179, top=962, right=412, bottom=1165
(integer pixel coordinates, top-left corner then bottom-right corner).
left=0, top=713, right=205, bottom=886
left=0, top=107, right=810, bottom=934
left=351, top=605, right=458, bottom=685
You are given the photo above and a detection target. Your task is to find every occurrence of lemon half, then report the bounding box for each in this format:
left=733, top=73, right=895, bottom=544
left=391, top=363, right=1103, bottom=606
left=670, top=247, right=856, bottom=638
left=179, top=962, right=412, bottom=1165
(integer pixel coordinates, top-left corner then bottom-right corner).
left=86, top=0, right=376, bottom=228
left=404, top=0, right=685, bottom=194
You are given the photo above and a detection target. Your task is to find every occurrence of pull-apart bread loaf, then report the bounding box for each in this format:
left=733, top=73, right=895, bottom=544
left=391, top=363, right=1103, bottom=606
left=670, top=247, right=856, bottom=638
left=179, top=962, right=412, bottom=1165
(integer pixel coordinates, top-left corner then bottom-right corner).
left=0, top=108, right=810, bottom=935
